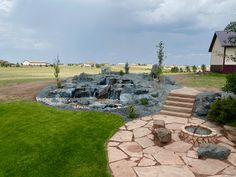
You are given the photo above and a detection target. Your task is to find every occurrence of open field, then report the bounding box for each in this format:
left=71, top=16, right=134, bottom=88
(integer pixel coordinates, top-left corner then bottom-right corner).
left=0, top=66, right=227, bottom=100
left=0, top=101, right=123, bottom=177
left=0, top=65, right=151, bottom=87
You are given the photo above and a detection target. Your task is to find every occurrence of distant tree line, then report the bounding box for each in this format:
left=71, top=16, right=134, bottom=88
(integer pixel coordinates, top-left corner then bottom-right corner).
left=168, top=64, right=207, bottom=73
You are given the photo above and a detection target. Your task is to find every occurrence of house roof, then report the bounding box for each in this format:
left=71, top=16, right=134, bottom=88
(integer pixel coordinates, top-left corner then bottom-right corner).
left=209, top=31, right=236, bottom=52
left=23, top=60, right=49, bottom=64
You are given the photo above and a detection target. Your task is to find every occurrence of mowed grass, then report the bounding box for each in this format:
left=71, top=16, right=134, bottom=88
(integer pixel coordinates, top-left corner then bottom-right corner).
left=172, top=72, right=226, bottom=90
left=0, top=101, right=123, bottom=177
left=0, top=65, right=151, bottom=87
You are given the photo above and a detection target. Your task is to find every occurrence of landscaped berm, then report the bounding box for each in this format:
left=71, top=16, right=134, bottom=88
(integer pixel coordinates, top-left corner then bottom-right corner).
left=107, top=88, right=236, bottom=177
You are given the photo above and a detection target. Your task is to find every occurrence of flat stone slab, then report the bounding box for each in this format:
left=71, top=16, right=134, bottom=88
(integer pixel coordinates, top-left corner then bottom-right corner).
left=153, top=114, right=188, bottom=124
left=134, top=165, right=195, bottom=177
left=138, top=157, right=156, bottom=166
left=165, top=141, right=192, bottom=153
left=153, top=149, right=184, bottom=165
left=166, top=123, right=185, bottom=130
left=110, top=160, right=137, bottom=177
left=185, top=158, right=229, bottom=175
left=110, top=130, right=133, bottom=142
left=119, top=142, right=143, bottom=157
left=126, top=120, right=147, bottom=130
left=222, top=165, right=236, bottom=175
left=133, top=127, right=151, bottom=138
left=228, top=153, right=236, bottom=166
left=135, top=136, right=154, bottom=148
left=143, top=146, right=162, bottom=155
left=108, top=147, right=128, bottom=163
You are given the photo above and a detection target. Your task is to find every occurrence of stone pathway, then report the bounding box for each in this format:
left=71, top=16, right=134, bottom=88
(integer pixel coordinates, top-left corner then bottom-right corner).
left=107, top=88, right=236, bottom=177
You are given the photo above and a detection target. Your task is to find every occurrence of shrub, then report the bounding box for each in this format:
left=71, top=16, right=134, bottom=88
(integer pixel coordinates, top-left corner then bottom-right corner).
left=140, top=98, right=149, bottom=106
left=192, top=65, right=197, bottom=73
left=208, top=97, right=236, bottom=124
left=171, top=66, right=179, bottom=73
left=201, top=64, right=206, bottom=72
left=128, top=104, right=136, bottom=119
left=119, top=70, right=124, bottom=76
left=186, top=66, right=191, bottom=72
left=223, top=72, right=236, bottom=94
left=124, top=62, right=129, bottom=74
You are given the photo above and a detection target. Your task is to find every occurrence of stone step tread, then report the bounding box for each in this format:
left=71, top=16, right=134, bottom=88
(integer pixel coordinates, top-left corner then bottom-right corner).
left=163, top=105, right=193, bottom=113
left=170, top=92, right=196, bottom=99
left=165, top=100, right=194, bottom=108
left=160, top=110, right=191, bottom=118
left=167, top=96, right=195, bottom=103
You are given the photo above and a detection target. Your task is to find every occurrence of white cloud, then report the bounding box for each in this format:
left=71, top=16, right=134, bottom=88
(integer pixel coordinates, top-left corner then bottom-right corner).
left=125, top=0, right=236, bottom=30
left=0, top=0, right=16, bottom=15
left=0, top=22, right=53, bottom=50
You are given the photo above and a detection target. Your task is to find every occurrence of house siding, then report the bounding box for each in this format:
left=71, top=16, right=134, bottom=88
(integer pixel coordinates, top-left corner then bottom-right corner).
left=225, top=47, right=236, bottom=65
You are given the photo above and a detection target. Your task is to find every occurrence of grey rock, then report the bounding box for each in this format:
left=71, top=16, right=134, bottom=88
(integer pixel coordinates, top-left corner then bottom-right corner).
left=97, top=85, right=111, bottom=99
left=161, top=76, right=176, bottom=85
left=150, top=64, right=158, bottom=78
left=193, top=92, right=222, bottom=118
left=74, top=90, right=90, bottom=98
left=197, top=143, right=231, bottom=160
left=154, top=128, right=172, bottom=146
left=120, top=93, right=134, bottom=105
left=58, top=88, right=75, bottom=98
left=134, top=89, right=149, bottom=95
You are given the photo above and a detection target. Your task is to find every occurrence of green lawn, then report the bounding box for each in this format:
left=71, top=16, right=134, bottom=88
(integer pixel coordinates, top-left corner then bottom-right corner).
left=0, top=101, right=123, bottom=177
left=171, top=73, right=226, bottom=89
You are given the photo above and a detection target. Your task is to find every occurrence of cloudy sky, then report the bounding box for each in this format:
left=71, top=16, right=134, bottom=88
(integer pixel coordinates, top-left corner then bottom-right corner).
left=0, top=0, right=236, bottom=65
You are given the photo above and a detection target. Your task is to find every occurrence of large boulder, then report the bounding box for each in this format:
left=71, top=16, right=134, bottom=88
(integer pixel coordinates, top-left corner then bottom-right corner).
left=120, top=93, right=134, bottom=105
left=97, top=85, right=111, bottom=99
left=57, top=88, right=75, bottom=98
left=197, top=143, right=231, bottom=160
left=193, top=92, right=222, bottom=117
left=154, top=128, right=172, bottom=146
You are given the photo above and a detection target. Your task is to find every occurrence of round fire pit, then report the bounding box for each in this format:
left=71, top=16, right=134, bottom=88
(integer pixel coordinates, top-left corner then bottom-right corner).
left=179, top=124, right=217, bottom=146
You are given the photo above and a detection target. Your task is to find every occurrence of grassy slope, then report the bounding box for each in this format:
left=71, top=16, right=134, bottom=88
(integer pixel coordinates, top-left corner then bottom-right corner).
left=0, top=102, right=123, bottom=177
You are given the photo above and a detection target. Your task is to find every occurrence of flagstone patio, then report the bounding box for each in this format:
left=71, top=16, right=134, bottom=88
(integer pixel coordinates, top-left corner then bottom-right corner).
left=107, top=114, right=236, bottom=177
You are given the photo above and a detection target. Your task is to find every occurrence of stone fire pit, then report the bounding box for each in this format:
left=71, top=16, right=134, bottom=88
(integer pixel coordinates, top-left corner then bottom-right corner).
left=179, top=124, right=217, bottom=146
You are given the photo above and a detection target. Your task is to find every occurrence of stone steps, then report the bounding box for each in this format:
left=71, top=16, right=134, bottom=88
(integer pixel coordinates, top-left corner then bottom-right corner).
left=169, top=92, right=196, bottom=99
left=167, top=96, right=195, bottom=103
left=160, top=91, right=196, bottom=118
left=159, top=110, right=191, bottom=118
left=162, top=105, right=192, bottom=113
left=165, top=100, right=194, bottom=108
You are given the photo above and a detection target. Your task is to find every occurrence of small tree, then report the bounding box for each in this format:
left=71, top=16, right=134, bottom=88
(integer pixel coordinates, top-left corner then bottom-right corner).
left=156, top=41, right=165, bottom=82
left=201, top=64, right=206, bottom=73
left=180, top=68, right=183, bottom=72
left=224, top=22, right=236, bottom=32
left=53, top=56, right=61, bottom=88
left=16, top=63, right=20, bottom=67
left=171, top=66, right=179, bottom=73
left=124, top=62, right=129, bottom=74
left=192, top=65, right=197, bottom=73
left=186, top=66, right=191, bottom=72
